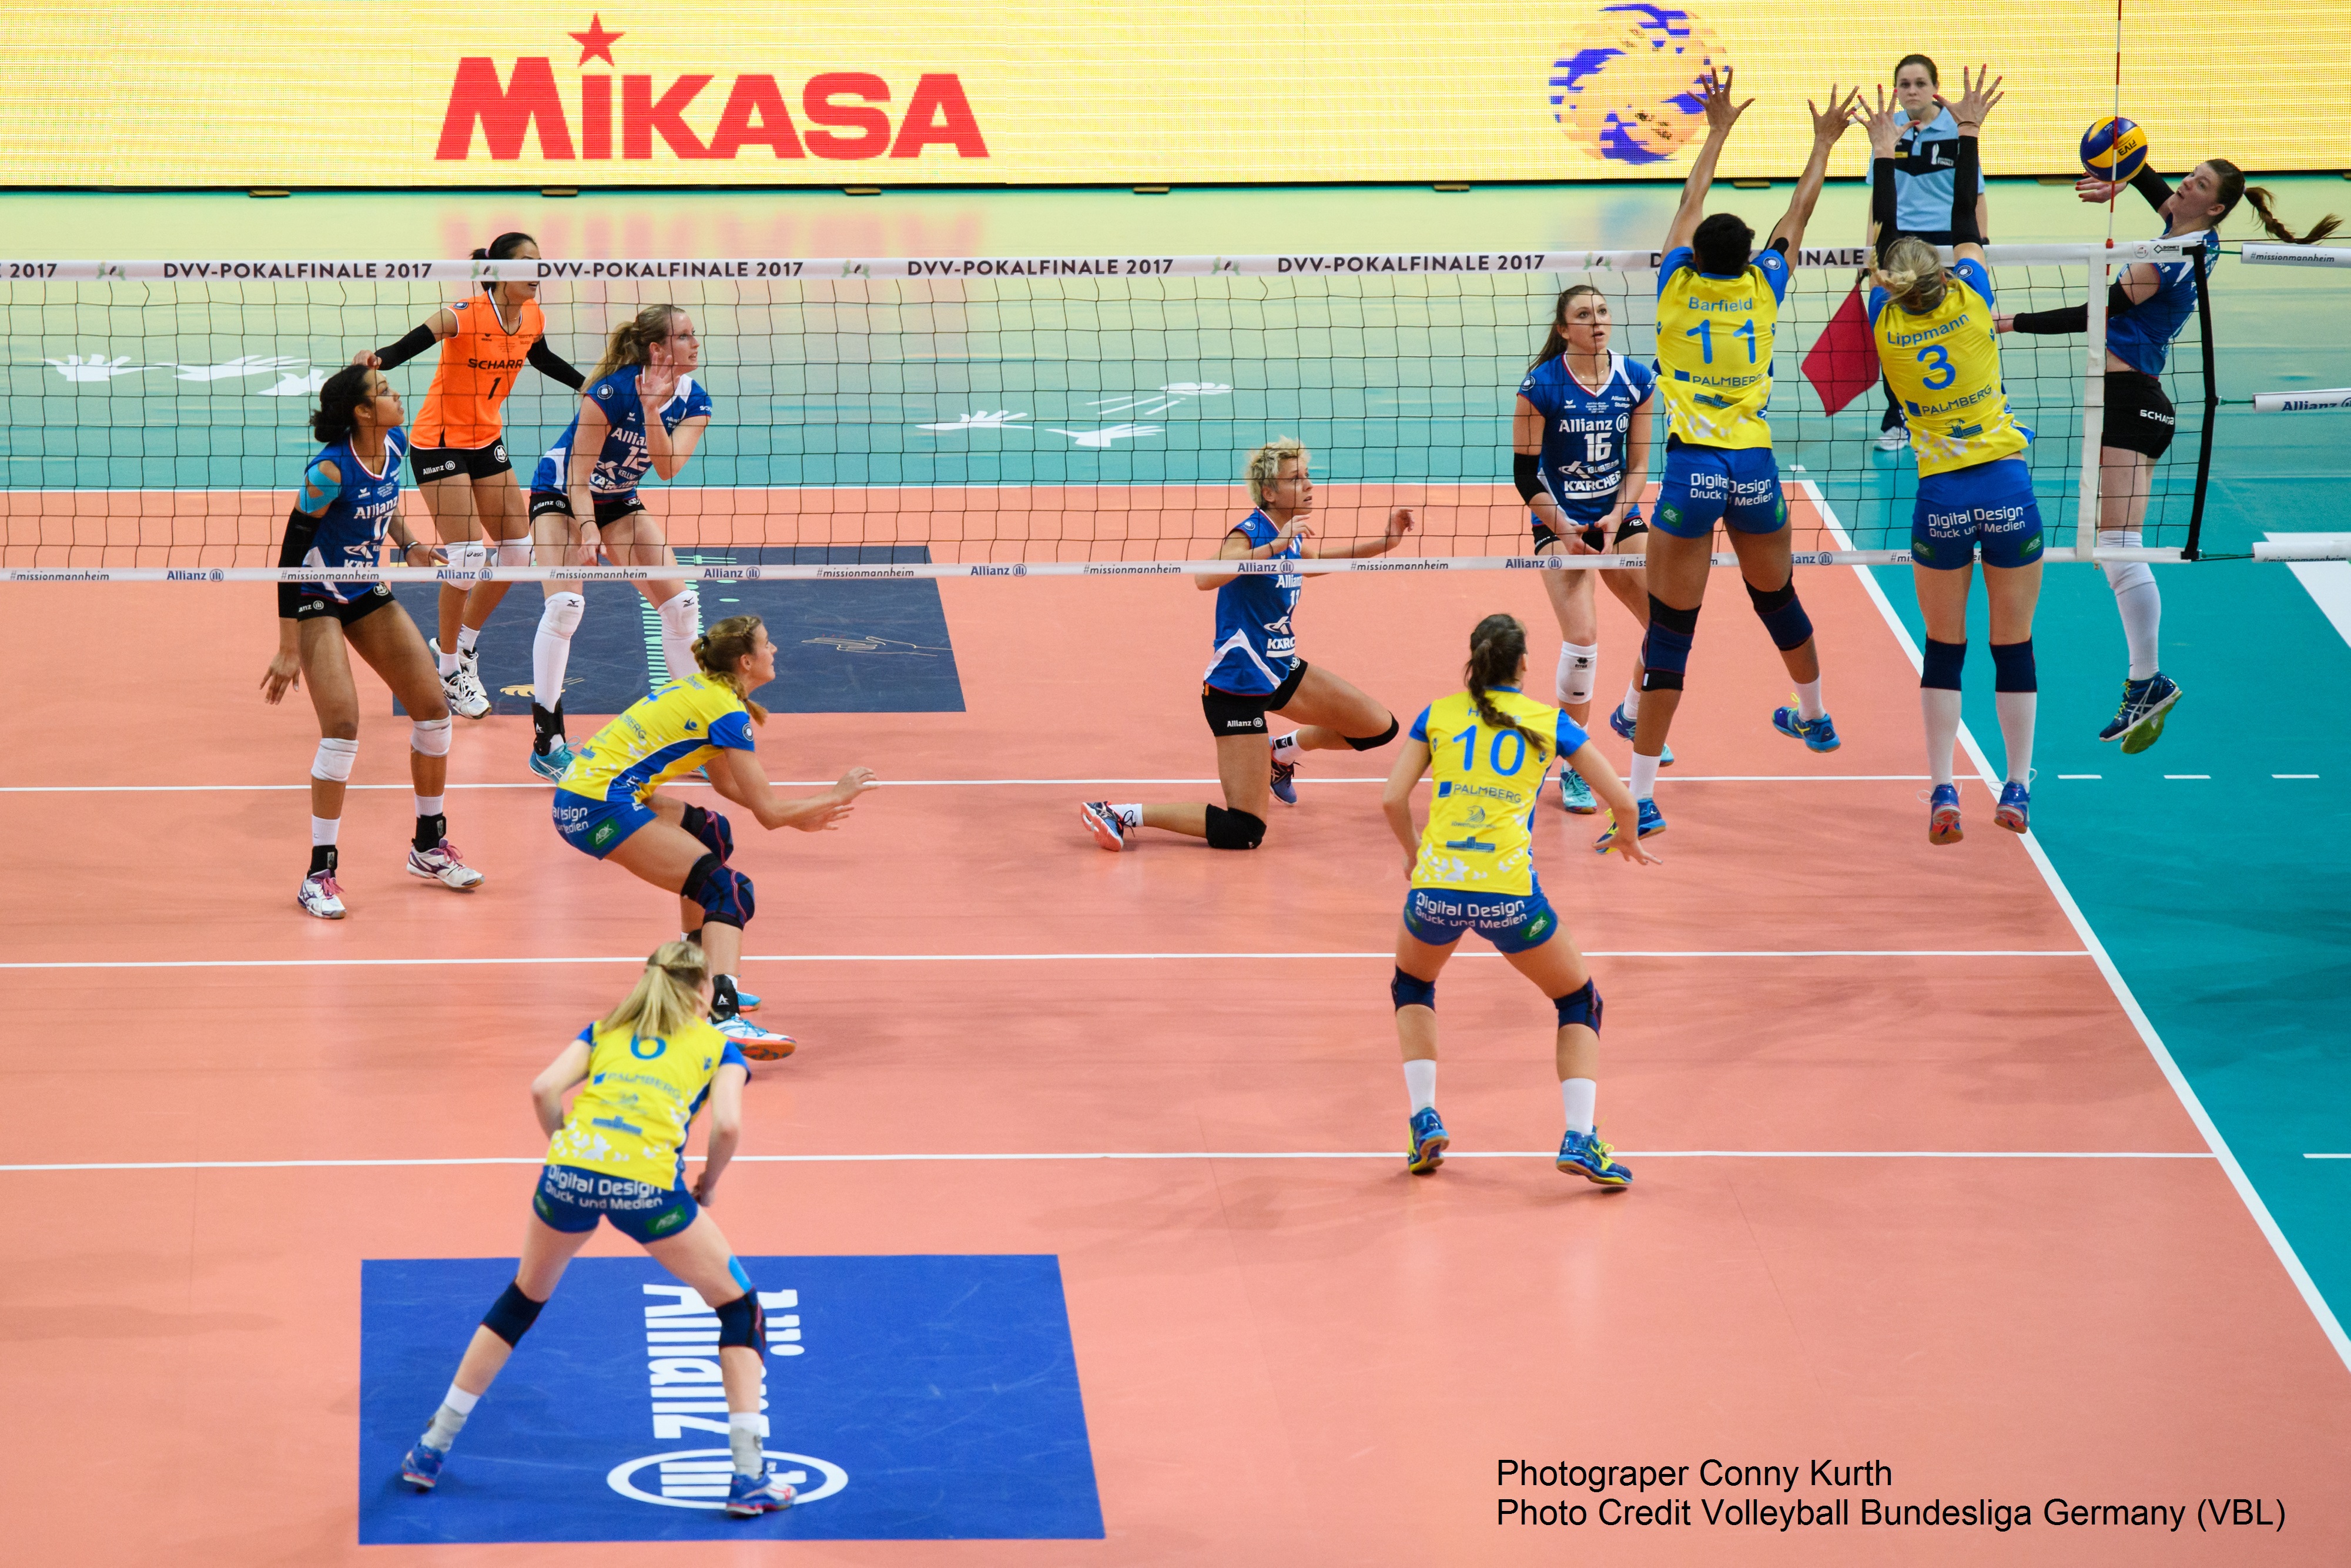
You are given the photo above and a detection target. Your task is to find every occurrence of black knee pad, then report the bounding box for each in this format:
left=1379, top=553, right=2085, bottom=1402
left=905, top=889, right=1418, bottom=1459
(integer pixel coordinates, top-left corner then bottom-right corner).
left=1553, top=979, right=1603, bottom=1033
left=680, top=802, right=734, bottom=863
left=1345, top=716, right=1401, bottom=752
left=715, top=1289, right=765, bottom=1350
left=684, top=852, right=755, bottom=930
left=1744, top=576, right=1815, bottom=652
left=1991, top=638, right=2037, bottom=693
left=1641, top=596, right=1700, bottom=691
left=1921, top=638, right=1966, bottom=691
left=1391, top=968, right=1436, bottom=1010
left=1204, top=806, right=1266, bottom=850
left=481, top=1281, right=547, bottom=1347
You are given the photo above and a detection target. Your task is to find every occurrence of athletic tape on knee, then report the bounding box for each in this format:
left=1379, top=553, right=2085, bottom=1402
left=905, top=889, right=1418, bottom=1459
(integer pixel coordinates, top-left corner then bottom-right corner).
left=1553, top=979, right=1603, bottom=1033
left=1921, top=638, right=1967, bottom=692
left=681, top=802, right=735, bottom=864
left=715, top=1290, right=765, bottom=1350
left=539, top=591, right=585, bottom=641
left=1390, top=968, right=1436, bottom=1011
left=1990, top=638, right=2037, bottom=694
left=685, top=853, right=756, bottom=929
left=410, top=716, right=453, bottom=757
left=1744, top=578, right=1814, bottom=652
left=481, top=1281, right=546, bottom=1347
left=311, top=736, right=359, bottom=783
left=496, top=537, right=535, bottom=568
left=1640, top=596, right=1699, bottom=689
left=1203, top=806, right=1265, bottom=850
left=1345, top=716, right=1400, bottom=752
left=1556, top=642, right=1599, bottom=709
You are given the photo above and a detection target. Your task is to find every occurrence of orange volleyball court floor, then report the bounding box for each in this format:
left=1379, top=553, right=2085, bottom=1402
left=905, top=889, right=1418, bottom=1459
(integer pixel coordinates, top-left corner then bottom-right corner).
left=3, top=501, right=2348, bottom=1564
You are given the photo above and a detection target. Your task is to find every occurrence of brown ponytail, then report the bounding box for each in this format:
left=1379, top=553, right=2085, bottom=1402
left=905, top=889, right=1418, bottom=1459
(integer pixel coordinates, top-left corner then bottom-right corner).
left=590, top=303, right=686, bottom=382
left=1529, top=284, right=1606, bottom=370
left=1463, top=613, right=1548, bottom=762
left=2210, top=160, right=2342, bottom=245
left=692, top=613, right=772, bottom=723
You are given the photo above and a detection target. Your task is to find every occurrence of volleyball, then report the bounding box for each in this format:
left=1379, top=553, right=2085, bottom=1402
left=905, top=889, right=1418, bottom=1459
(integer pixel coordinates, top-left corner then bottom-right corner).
left=1549, top=5, right=1724, bottom=166
left=2080, top=116, right=2148, bottom=182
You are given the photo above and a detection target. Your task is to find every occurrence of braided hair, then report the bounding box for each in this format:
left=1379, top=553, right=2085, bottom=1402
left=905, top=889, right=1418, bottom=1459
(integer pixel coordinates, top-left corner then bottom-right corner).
left=1463, top=613, right=1548, bottom=762
left=694, top=613, right=772, bottom=723
left=2206, top=160, right=2341, bottom=245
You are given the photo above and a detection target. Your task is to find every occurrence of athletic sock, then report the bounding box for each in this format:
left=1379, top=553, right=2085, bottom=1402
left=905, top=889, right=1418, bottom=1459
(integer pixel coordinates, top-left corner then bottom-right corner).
left=1620, top=677, right=1641, bottom=722
left=436, top=644, right=460, bottom=677
left=1404, top=1058, right=1437, bottom=1114
left=657, top=591, right=702, bottom=686
left=421, top=1383, right=480, bottom=1453
left=414, top=793, right=445, bottom=819
left=414, top=813, right=447, bottom=854
left=1560, top=1078, right=1598, bottom=1137
left=311, top=815, right=341, bottom=847
left=533, top=592, right=585, bottom=712
left=728, top=1410, right=765, bottom=1477
left=1110, top=803, right=1143, bottom=830
left=1629, top=752, right=1661, bottom=802
left=2099, top=530, right=2162, bottom=680
left=455, top=624, right=481, bottom=657
left=307, top=842, right=338, bottom=877
left=1794, top=678, right=1825, bottom=723
left=1270, top=732, right=1302, bottom=765
left=1921, top=689, right=1962, bottom=789
left=1996, top=692, right=2037, bottom=785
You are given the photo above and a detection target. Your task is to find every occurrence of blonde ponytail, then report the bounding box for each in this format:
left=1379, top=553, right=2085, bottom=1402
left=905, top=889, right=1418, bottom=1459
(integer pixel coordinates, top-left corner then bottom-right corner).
left=600, top=940, right=710, bottom=1041
left=1875, top=234, right=1948, bottom=314
left=693, top=613, right=772, bottom=723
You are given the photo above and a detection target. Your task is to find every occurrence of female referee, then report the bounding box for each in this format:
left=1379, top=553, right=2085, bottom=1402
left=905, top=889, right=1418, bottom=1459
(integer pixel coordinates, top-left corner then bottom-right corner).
left=260, top=365, right=483, bottom=919
left=500, top=303, right=714, bottom=780
left=1867, top=53, right=1990, bottom=454
left=2000, top=157, right=2339, bottom=752
left=397, top=941, right=795, bottom=1517
left=1514, top=283, right=1666, bottom=814
left=552, top=613, right=876, bottom=1057
left=1382, top=613, right=1656, bottom=1185
left=1622, top=70, right=1861, bottom=853
left=1867, top=71, right=2042, bottom=840
left=353, top=232, right=584, bottom=721
left=1080, top=438, right=1412, bottom=852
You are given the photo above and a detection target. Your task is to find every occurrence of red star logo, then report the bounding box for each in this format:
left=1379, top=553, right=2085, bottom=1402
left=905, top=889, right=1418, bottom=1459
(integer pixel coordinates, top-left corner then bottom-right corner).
left=569, top=14, right=624, bottom=66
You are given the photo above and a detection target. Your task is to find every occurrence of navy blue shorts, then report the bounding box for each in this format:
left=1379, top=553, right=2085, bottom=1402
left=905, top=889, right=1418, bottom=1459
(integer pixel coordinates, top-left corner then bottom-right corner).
left=1655, top=445, right=1786, bottom=539
left=1911, top=457, right=2046, bottom=571
left=533, top=1163, right=699, bottom=1243
left=1401, top=883, right=1561, bottom=954
left=553, top=789, right=657, bottom=859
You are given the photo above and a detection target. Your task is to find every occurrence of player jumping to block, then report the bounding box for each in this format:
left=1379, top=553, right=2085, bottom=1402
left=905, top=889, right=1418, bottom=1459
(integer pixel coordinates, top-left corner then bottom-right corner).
left=1080, top=439, right=1412, bottom=852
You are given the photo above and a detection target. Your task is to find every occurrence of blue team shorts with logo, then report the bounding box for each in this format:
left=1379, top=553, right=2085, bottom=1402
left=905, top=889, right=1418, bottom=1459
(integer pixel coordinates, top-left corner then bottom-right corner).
left=552, top=789, right=657, bottom=859
left=1911, top=457, right=2045, bottom=571
left=1655, top=444, right=1786, bottom=539
left=533, top=1163, right=699, bottom=1243
left=1401, top=882, right=1561, bottom=954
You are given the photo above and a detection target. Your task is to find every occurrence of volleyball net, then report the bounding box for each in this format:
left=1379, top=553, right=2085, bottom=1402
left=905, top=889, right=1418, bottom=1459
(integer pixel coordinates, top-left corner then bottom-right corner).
left=1, top=242, right=2214, bottom=582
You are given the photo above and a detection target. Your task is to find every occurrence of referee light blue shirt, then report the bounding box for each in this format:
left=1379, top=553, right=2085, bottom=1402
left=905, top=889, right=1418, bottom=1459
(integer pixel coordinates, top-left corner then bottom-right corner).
left=1891, top=106, right=1975, bottom=234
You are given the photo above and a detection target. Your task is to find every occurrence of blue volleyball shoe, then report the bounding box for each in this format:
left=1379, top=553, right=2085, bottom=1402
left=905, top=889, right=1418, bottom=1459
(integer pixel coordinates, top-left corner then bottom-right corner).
left=1557, top=1128, right=1633, bottom=1188
left=1771, top=702, right=1841, bottom=752
left=1593, top=798, right=1665, bottom=853
left=1556, top=765, right=1597, bottom=815
left=1406, top=1106, right=1449, bottom=1174
left=2099, top=672, right=2181, bottom=754
left=1608, top=702, right=1673, bottom=766
left=399, top=1443, right=446, bottom=1490
left=1270, top=755, right=1298, bottom=805
left=1994, top=779, right=2031, bottom=835
left=527, top=738, right=575, bottom=782
left=726, top=1468, right=796, bottom=1517
left=1927, top=783, right=1963, bottom=845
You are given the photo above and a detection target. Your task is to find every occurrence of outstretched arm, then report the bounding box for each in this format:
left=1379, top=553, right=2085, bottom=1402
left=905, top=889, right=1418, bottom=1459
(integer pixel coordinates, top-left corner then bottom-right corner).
left=1766, top=86, right=1861, bottom=253
left=704, top=751, right=880, bottom=832
left=1942, top=68, right=2001, bottom=269
left=1665, top=69, right=1753, bottom=252
left=1307, top=508, right=1414, bottom=559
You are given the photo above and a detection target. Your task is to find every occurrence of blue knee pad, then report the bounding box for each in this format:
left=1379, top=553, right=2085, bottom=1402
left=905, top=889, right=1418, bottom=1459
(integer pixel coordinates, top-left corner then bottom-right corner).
left=1204, top=806, right=1265, bottom=850
left=481, top=1281, right=547, bottom=1347
left=1553, top=979, right=1603, bottom=1033
left=680, top=802, right=734, bottom=864
left=1745, top=578, right=1814, bottom=652
left=1640, top=597, right=1700, bottom=691
left=1391, top=968, right=1436, bottom=1010
left=684, top=852, right=755, bottom=930
left=1991, top=638, right=2037, bottom=693
left=715, top=1289, right=765, bottom=1349
left=1921, top=638, right=1966, bottom=692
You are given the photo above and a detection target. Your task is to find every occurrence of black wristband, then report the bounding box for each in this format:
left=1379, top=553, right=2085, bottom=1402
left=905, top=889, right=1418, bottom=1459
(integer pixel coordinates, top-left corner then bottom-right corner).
left=1947, top=136, right=1982, bottom=246
left=373, top=323, right=438, bottom=371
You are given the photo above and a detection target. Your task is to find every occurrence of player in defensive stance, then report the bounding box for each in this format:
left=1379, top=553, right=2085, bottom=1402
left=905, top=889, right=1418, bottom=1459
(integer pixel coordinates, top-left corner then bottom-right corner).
left=260, top=365, right=483, bottom=918
left=353, top=232, right=583, bottom=720
left=397, top=942, right=795, bottom=1517
left=1868, top=71, right=2042, bottom=839
left=551, top=614, right=875, bottom=1057
left=1382, top=614, right=1656, bottom=1184
left=1616, top=70, right=1861, bottom=853
left=2001, top=155, right=2339, bottom=752
left=1515, top=283, right=1667, bottom=814
left=1081, top=438, right=1411, bottom=852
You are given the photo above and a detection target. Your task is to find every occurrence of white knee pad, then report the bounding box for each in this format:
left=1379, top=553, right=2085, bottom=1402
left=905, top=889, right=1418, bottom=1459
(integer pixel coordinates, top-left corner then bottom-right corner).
left=443, top=540, right=487, bottom=575
left=1556, top=641, right=1599, bottom=708
left=659, top=589, right=701, bottom=642
left=2097, top=530, right=2154, bottom=593
left=539, top=591, right=586, bottom=641
left=411, top=716, right=453, bottom=758
left=312, top=736, right=359, bottom=783
left=496, top=536, right=535, bottom=568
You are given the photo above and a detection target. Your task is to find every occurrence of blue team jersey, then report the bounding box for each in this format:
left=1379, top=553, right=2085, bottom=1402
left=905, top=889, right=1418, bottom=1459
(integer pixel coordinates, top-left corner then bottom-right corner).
left=296, top=427, right=408, bottom=603
left=2107, top=229, right=2219, bottom=377
left=1518, top=351, right=1656, bottom=523
left=1203, top=509, right=1304, bottom=695
left=530, top=363, right=714, bottom=497
left=1890, top=107, right=1975, bottom=234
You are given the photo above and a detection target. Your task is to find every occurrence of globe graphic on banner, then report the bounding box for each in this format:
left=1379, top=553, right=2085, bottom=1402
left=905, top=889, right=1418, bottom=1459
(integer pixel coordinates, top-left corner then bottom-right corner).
left=1549, top=5, right=1723, bottom=166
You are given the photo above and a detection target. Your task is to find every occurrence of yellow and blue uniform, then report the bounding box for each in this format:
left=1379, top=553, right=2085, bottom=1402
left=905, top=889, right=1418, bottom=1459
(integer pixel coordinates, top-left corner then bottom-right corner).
left=1402, top=686, right=1589, bottom=952
left=534, top=1014, right=749, bottom=1242
left=1869, top=257, right=2044, bottom=571
left=551, top=672, right=756, bottom=858
left=1652, top=240, right=1791, bottom=540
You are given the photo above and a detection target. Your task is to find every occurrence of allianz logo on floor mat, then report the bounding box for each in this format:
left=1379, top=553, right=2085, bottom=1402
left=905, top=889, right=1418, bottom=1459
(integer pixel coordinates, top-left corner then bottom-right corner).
left=621, top=1281, right=844, bottom=1509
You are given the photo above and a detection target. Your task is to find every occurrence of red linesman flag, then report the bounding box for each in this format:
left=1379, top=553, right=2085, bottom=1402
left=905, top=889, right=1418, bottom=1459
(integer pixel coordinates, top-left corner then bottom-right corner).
left=1803, top=283, right=1881, bottom=417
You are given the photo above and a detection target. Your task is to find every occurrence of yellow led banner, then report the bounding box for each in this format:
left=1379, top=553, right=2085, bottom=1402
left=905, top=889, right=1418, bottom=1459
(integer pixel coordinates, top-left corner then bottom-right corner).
left=3, top=1, right=2342, bottom=186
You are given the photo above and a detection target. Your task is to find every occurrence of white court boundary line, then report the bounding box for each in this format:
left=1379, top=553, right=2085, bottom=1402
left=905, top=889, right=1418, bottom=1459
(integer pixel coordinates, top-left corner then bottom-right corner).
left=1813, top=481, right=2351, bottom=1378
left=0, top=775, right=1932, bottom=793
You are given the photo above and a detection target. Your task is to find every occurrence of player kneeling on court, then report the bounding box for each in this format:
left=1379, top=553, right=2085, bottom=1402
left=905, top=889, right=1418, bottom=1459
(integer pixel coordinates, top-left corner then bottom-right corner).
left=549, top=614, right=877, bottom=1057
left=1382, top=614, right=1656, bottom=1185
left=398, top=943, right=795, bottom=1516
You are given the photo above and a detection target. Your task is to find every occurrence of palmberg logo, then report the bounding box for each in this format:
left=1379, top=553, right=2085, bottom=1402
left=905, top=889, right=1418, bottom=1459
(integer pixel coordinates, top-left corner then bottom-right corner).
left=605, top=1447, right=849, bottom=1509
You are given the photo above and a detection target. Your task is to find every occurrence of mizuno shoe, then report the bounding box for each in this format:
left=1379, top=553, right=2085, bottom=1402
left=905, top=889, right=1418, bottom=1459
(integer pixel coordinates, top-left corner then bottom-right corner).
left=1406, top=1106, right=1449, bottom=1174
left=527, top=738, right=574, bottom=782
left=725, top=1468, right=795, bottom=1517
left=297, top=869, right=346, bottom=919
left=2098, top=672, right=2182, bottom=754
left=1270, top=756, right=1298, bottom=806
left=398, top=1442, right=446, bottom=1490
left=1079, top=800, right=1127, bottom=852
left=1556, top=765, right=1597, bottom=814
left=431, top=639, right=493, bottom=720
left=1557, top=1127, right=1633, bottom=1188
left=1608, top=702, right=1673, bottom=766
left=716, top=1014, right=796, bottom=1060
left=1593, top=798, right=1665, bottom=854
left=1994, top=780, right=2031, bottom=835
left=407, top=839, right=485, bottom=890
left=1772, top=703, right=1841, bottom=752
left=1927, top=783, right=1964, bottom=846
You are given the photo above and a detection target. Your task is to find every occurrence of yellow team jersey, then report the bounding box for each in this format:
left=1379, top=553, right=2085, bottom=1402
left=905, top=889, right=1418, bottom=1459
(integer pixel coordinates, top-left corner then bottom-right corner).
left=1870, top=260, right=2028, bottom=478
left=545, top=1016, right=744, bottom=1183
left=1653, top=243, right=1790, bottom=451
left=561, top=672, right=756, bottom=805
left=1409, top=687, right=1587, bottom=896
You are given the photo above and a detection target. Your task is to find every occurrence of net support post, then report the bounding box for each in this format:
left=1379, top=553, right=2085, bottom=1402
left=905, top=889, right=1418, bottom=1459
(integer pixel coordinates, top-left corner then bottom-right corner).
left=2074, top=250, right=2109, bottom=561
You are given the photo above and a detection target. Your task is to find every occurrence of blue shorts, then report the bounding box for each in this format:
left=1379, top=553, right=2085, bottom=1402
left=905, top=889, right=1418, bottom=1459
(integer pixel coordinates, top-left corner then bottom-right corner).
left=533, top=1163, right=699, bottom=1244
left=1911, top=458, right=2046, bottom=571
left=1401, top=883, right=1560, bottom=954
left=553, top=789, right=656, bottom=859
left=1655, top=444, right=1786, bottom=539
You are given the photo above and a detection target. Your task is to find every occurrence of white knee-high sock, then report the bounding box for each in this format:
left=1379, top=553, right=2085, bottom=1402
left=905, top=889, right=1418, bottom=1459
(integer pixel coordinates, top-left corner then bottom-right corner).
left=1996, top=692, right=2037, bottom=785
left=1404, top=1059, right=1437, bottom=1114
left=2098, top=529, right=2161, bottom=679
left=1922, top=689, right=1962, bottom=789
left=1560, top=1078, right=1597, bottom=1136
left=657, top=589, right=702, bottom=685
left=1629, top=752, right=1660, bottom=802
left=534, top=592, right=586, bottom=710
